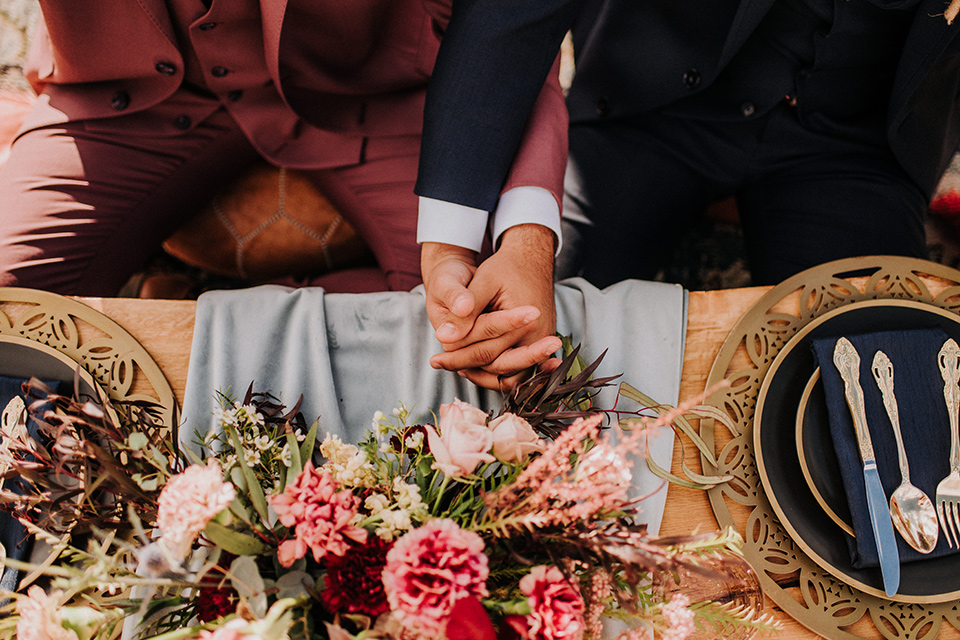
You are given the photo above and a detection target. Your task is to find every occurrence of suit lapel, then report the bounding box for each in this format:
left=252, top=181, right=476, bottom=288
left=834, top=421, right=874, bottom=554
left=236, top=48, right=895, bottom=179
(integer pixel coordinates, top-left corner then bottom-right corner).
left=717, top=0, right=776, bottom=68
left=889, top=0, right=960, bottom=116
left=260, top=0, right=289, bottom=87
left=132, top=0, right=179, bottom=46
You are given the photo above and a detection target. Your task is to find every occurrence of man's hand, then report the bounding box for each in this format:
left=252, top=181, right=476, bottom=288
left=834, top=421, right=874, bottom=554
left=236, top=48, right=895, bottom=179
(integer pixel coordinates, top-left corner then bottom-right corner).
left=421, top=225, right=561, bottom=390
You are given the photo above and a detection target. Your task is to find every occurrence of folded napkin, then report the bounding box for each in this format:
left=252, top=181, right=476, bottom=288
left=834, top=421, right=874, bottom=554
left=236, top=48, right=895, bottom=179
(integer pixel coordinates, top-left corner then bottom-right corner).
left=0, top=376, right=60, bottom=593
left=181, top=278, right=688, bottom=534
left=812, top=329, right=956, bottom=567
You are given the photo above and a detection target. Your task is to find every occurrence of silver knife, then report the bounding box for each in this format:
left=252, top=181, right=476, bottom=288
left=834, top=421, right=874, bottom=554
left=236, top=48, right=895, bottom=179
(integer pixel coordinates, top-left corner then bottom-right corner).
left=833, top=337, right=900, bottom=597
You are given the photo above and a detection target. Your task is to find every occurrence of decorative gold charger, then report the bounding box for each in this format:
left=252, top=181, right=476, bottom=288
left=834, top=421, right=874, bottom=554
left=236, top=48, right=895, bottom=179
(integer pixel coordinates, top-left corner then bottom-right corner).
left=0, top=288, right=177, bottom=426
left=700, top=256, right=960, bottom=640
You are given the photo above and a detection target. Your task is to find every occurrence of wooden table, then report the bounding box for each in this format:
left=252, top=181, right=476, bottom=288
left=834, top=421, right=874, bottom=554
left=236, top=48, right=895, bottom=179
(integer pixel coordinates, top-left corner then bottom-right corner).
left=76, top=286, right=824, bottom=636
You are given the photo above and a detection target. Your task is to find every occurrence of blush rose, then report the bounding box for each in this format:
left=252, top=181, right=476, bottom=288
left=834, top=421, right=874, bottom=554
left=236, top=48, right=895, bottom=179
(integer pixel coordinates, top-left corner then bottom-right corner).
left=425, top=400, right=495, bottom=477
left=489, top=413, right=544, bottom=463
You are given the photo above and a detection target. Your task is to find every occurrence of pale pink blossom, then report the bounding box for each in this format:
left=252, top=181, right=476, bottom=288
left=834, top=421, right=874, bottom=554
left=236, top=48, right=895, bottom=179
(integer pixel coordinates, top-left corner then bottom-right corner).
left=518, top=565, right=586, bottom=640
left=425, top=400, right=494, bottom=477
left=438, top=399, right=489, bottom=427
left=16, top=586, right=77, bottom=640
left=661, top=594, right=696, bottom=640
left=489, top=413, right=544, bottom=463
left=382, top=518, right=489, bottom=639
left=268, top=462, right=367, bottom=567
left=197, top=619, right=251, bottom=640
left=156, top=461, right=236, bottom=561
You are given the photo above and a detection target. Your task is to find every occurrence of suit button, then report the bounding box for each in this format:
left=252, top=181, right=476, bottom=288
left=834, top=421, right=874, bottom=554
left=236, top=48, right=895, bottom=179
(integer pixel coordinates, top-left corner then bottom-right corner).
left=174, top=115, right=192, bottom=130
left=155, top=62, right=177, bottom=76
left=741, top=102, right=756, bottom=117
left=198, top=22, right=218, bottom=31
left=211, top=66, right=229, bottom=78
left=596, top=97, right=610, bottom=117
left=683, top=69, right=701, bottom=90
left=227, top=90, right=243, bottom=102
left=110, top=91, right=130, bottom=111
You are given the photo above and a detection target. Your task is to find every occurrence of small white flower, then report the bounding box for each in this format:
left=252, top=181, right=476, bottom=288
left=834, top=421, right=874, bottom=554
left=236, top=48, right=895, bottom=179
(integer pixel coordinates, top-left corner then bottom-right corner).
left=364, top=492, right=390, bottom=514
left=239, top=404, right=265, bottom=428
left=280, top=443, right=292, bottom=467
left=295, top=429, right=306, bottom=442
left=405, top=431, right=424, bottom=449
left=254, top=434, right=272, bottom=451
left=379, top=443, right=392, bottom=454
left=216, top=405, right=239, bottom=428
left=244, top=447, right=262, bottom=467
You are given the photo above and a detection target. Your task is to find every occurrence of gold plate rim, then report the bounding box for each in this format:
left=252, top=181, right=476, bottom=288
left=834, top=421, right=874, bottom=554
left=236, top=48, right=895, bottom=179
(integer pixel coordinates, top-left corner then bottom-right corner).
left=754, top=298, right=960, bottom=603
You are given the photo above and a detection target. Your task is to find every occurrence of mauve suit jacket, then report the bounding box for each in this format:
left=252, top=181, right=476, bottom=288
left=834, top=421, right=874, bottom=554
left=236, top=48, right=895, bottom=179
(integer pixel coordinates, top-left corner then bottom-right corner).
left=417, top=0, right=960, bottom=209
left=18, top=0, right=567, bottom=203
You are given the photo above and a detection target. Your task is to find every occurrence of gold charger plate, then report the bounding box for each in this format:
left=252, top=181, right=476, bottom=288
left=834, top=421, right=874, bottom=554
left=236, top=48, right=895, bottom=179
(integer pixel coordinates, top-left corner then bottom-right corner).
left=699, top=256, right=960, bottom=640
left=755, top=299, right=960, bottom=602
left=0, top=288, right=176, bottom=424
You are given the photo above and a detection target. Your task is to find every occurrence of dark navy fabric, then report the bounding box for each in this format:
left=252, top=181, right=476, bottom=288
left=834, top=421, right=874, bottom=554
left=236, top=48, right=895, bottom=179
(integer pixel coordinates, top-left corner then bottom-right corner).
left=812, top=329, right=957, bottom=567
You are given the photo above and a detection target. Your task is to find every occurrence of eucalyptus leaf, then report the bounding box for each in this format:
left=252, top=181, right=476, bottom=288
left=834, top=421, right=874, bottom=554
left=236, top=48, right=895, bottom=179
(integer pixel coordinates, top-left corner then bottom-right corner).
left=226, top=423, right=270, bottom=525
left=204, top=520, right=269, bottom=556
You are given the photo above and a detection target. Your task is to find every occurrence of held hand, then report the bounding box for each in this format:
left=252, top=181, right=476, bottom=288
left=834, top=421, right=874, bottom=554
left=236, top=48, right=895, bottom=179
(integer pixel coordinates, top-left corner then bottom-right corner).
left=420, top=242, right=481, bottom=344
left=428, top=225, right=561, bottom=390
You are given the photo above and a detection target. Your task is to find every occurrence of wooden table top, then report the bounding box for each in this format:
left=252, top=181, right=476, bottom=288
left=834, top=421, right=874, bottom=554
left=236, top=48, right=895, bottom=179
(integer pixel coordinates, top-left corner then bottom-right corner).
left=76, top=286, right=824, bottom=637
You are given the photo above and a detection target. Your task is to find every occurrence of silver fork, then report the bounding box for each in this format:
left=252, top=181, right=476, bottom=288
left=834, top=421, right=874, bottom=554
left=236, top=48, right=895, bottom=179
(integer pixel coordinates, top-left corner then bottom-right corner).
left=937, top=338, right=960, bottom=547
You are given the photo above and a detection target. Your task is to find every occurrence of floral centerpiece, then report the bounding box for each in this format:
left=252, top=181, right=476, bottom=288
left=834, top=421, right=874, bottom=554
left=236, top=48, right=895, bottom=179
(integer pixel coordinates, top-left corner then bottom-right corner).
left=0, top=348, right=776, bottom=640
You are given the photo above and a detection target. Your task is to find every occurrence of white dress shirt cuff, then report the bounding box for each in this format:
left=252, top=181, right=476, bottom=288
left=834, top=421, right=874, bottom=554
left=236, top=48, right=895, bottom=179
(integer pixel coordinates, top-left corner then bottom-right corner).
left=491, top=186, right=562, bottom=255
left=417, top=197, right=489, bottom=253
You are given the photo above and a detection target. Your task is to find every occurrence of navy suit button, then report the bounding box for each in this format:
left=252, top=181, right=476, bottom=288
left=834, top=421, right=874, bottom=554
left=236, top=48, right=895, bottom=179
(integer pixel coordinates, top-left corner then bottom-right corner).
left=110, top=91, right=130, bottom=111
left=596, top=97, right=610, bottom=117
left=155, top=62, right=177, bottom=76
left=199, top=22, right=218, bottom=31
left=683, top=69, right=701, bottom=90
left=211, top=66, right=229, bottom=78
left=741, top=102, right=756, bottom=117
left=174, top=115, right=192, bottom=130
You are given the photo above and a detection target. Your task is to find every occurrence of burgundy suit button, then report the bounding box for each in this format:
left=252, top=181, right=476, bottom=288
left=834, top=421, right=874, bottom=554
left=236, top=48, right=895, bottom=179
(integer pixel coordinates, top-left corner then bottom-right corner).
left=199, top=22, right=218, bottom=31
left=155, top=62, right=177, bottom=76
left=110, top=91, right=130, bottom=111
left=174, top=115, right=192, bottom=130
left=211, top=66, right=229, bottom=78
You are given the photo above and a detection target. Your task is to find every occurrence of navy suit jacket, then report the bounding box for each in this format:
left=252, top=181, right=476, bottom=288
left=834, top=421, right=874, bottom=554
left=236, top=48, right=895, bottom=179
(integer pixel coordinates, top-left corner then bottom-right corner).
left=417, top=0, right=960, bottom=206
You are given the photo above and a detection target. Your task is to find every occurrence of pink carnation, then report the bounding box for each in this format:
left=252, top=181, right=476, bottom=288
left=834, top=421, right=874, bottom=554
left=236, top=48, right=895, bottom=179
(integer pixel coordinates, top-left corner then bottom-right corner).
left=268, top=462, right=367, bottom=567
left=517, top=566, right=586, bottom=640
left=16, top=587, right=75, bottom=640
left=156, top=461, right=236, bottom=560
left=382, top=518, right=489, bottom=638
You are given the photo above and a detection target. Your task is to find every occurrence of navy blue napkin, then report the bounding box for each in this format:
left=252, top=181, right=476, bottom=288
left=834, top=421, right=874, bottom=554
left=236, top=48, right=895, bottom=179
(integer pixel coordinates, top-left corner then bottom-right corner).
left=812, top=329, right=956, bottom=568
left=0, top=376, right=60, bottom=593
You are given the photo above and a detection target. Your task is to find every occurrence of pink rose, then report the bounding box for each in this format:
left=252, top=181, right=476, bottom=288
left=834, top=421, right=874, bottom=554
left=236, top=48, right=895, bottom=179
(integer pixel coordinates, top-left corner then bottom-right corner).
left=517, top=566, right=586, bottom=640
left=489, top=413, right=544, bottom=463
left=425, top=400, right=495, bottom=477
left=439, top=399, right=490, bottom=427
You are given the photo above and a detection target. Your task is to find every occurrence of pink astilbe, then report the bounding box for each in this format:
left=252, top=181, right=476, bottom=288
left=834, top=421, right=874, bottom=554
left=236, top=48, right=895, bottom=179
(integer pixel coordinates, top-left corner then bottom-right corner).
left=16, top=586, right=76, bottom=640
left=382, top=518, right=489, bottom=639
left=268, top=462, right=367, bottom=567
left=515, top=565, right=586, bottom=640
left=484, top=414, right=632, bottom=526
left=660, top=594, right=696, bottom=640
left=156, top=460, right=236, bottom=561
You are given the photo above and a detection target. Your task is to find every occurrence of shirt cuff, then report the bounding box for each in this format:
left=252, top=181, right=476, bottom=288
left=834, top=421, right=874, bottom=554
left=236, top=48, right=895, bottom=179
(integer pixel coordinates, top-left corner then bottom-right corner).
left=490, top=186, right=562, bottom=255
left=417, top=196, right=490, bottom=253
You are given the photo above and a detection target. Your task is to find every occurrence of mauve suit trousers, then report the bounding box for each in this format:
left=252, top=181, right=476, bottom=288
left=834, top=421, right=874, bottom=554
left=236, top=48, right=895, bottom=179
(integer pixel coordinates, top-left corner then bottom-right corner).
left=0, top=108, right=423, bottom=296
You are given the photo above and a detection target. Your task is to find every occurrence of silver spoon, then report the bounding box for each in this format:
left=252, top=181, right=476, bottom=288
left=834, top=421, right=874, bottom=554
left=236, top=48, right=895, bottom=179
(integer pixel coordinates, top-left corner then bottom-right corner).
left=872, top=350, right=939, bottom=553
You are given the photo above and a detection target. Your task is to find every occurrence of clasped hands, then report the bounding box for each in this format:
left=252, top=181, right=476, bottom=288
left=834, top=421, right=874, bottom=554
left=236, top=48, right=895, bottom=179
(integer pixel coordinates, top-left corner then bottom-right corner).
left=421, top=224, right=562, bottom=390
